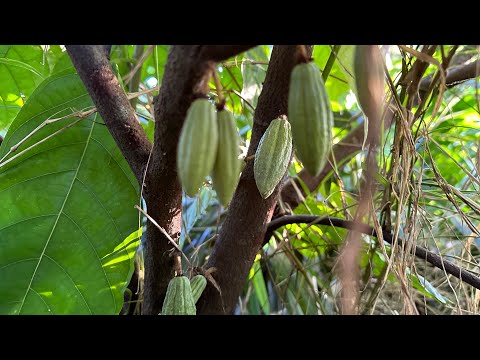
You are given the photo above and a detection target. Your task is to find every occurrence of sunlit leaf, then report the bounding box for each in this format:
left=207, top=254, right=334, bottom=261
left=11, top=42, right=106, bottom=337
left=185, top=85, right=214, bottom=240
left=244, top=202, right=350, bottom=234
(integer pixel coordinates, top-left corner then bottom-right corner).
left=0, top=69, right=139, bottom=314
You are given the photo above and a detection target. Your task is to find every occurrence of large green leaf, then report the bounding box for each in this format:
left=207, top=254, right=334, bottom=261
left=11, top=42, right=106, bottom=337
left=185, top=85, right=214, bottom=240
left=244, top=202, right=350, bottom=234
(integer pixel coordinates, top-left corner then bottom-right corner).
left=0, top=69, right=139, bottom=314
left=0, top=45, right=61, bottom=134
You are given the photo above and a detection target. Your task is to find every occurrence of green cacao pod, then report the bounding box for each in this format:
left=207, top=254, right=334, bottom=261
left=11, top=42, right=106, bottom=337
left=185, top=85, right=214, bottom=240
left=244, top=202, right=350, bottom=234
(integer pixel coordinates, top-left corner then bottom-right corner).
left=161, top=276, right=196, bottom=315
left=212, top=109, right=241, bottom=206
left=190, top=274, right=207, bottom=304
left=254, top=118, right=293, bottom=199
left=288, top=62, right=333, bottom=177
left=177, top=99, right=218, bottom=197
left=354, top=45, right=384, bottom=122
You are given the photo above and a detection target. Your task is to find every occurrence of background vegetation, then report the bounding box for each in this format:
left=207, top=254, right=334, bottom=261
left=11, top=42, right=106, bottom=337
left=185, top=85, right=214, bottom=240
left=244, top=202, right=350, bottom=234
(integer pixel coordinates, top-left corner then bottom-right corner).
left=1, top=45, right=479, bottom=315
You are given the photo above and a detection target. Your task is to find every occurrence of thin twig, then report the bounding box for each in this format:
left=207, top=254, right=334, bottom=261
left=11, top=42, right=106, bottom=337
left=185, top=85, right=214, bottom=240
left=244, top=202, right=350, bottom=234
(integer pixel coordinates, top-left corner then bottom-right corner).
left=122, top=45, right=155, bottom=84
left=0, top=117, right=84, bottom=170
left=231, top=89, right=255, bottom=110
left=0, top=87, right=159, bottom=169
left=128, top=45, right=146, bottom=108
left=222, top=60, right=269, bottom=68
left=134, top=205, right=191, bottom=266
left=398, top=45, right=446, bottom=120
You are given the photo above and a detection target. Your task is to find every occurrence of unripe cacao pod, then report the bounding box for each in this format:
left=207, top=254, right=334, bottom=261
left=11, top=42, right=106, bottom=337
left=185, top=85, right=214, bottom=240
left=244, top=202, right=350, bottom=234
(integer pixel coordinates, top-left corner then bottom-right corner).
left=212, top=109, right=241, bottom=206
left=161, top=276, right=196, bottom=315
left=177, top=99, right=218, bottom=197
left=254, top=118, right=293, bottom=199
left=288, top=62, right=333, bottom=177
left=190, top=274, right=207, bottom=304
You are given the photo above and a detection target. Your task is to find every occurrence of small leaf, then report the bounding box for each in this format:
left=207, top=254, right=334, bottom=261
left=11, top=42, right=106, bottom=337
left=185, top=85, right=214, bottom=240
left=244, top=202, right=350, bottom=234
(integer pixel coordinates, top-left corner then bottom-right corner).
left=250, top=259, right=270, bottom=314
left=408, top=270, right=449, bottom=304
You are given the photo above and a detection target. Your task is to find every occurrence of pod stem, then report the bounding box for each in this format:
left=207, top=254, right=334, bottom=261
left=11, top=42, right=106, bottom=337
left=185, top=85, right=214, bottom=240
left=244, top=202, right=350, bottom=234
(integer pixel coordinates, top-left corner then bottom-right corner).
left=212, top=67, right=226, bottom=111
left=173, top=252, right=182, bottom=277
left=296, top=45, right=311, bottom=64
left=244, top=154, right=256, bottom=162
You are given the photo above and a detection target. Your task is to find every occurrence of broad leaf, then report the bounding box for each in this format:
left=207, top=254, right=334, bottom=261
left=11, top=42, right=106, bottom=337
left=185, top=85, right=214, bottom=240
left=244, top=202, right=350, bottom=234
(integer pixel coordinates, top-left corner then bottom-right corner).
left=0, top=45, right=59, bottom=134
left=0, top=70, right=139, bottom=314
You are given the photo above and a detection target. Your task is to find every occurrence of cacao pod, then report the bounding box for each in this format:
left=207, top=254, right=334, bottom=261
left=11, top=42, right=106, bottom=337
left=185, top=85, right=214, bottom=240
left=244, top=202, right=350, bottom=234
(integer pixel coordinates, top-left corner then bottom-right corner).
left=177, top=99, right=218, bottom=197
left=190, top=274, right=207, bottom=304
left=354, top=45, right=384, bottom=123
left=212, top=109, right=241, bottom=206
left=288, top=62, right=333, bottom=177
left=254, top=118, right=293, bottom=199
left=161, top=276, right=196, bottom=315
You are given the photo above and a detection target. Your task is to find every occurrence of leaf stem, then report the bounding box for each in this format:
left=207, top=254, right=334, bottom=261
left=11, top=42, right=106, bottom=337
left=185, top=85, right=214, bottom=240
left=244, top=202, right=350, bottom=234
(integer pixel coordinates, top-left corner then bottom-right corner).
left=322, top=45, right=342, bottom=82
left=212, top=67, right=225, bottom=111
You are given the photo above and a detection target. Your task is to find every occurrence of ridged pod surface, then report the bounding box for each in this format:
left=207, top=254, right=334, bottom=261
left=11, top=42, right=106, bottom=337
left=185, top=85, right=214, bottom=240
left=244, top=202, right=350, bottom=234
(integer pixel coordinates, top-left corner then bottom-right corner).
left=161, top=276, right=196, bottom=315
left=254, top=118, right=293, bottom=199
left=177, top=99, right=218, bottom=197
left=288, top=62, right=333, bottom=177
left=190, top=274, right=207, bottom=304
left=212, top=109, right=241, bottom=206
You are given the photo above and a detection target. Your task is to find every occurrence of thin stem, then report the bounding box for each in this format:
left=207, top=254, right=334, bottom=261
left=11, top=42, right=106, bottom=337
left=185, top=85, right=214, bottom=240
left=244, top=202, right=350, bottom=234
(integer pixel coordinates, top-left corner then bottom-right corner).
left=322, top=45, right=342, bottom=82
left=296, top=45, right=310, bottom=64
left=122, top=45, right=154, bottom=83
left=212, top=67, right=225, bottom=110
left=134, top=205, right=191, bottom=266
left=0, top=87, right=159, bottom=170
left=128, top=45, right=146, bottom=108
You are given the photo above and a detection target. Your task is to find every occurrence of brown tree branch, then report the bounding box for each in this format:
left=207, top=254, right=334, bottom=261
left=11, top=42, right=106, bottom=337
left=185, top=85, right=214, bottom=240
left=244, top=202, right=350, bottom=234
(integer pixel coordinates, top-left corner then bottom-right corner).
left=419, top=58, right=480, bottom=91
left=66, top=45, right=152, bottom=185
left=103, top=45, right=112, bottom=59
left=265, top=215, right=480, bottom=290
left=142, top=45, right=256, bottom=315
left=199, top=45, right=257, bottom=62
left=197, top=45, right=314, bottom=315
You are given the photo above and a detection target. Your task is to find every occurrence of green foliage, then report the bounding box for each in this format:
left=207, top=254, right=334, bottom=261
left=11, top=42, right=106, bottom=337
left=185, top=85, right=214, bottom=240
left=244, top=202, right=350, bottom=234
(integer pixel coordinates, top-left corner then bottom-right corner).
left=1, top=45, right=480, bottom=315
left=249, top=257, right=270, bottom=314
left=0, top=65, right=139, bottom=314
left=0, top=45, right=64, bottom=134
left=313, top=45, right=355, bottom=111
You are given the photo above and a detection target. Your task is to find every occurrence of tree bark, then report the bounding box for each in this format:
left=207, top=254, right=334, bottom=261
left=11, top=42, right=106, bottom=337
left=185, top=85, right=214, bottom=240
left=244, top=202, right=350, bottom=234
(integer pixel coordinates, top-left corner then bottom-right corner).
left=67, top=45, right=256, bottom=315
left=197, top=45, right=313, bottom=314
left=142, top=45, right=256, bottom=315
left=419, top=58, right=480, bottom=91
left=66, top=45, right=152, bottom=185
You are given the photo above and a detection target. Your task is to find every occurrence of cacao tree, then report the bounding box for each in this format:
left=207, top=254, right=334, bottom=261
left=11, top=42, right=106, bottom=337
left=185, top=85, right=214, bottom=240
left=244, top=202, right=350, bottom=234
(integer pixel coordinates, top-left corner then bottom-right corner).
left=1, top=45, right=480, bottom=315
